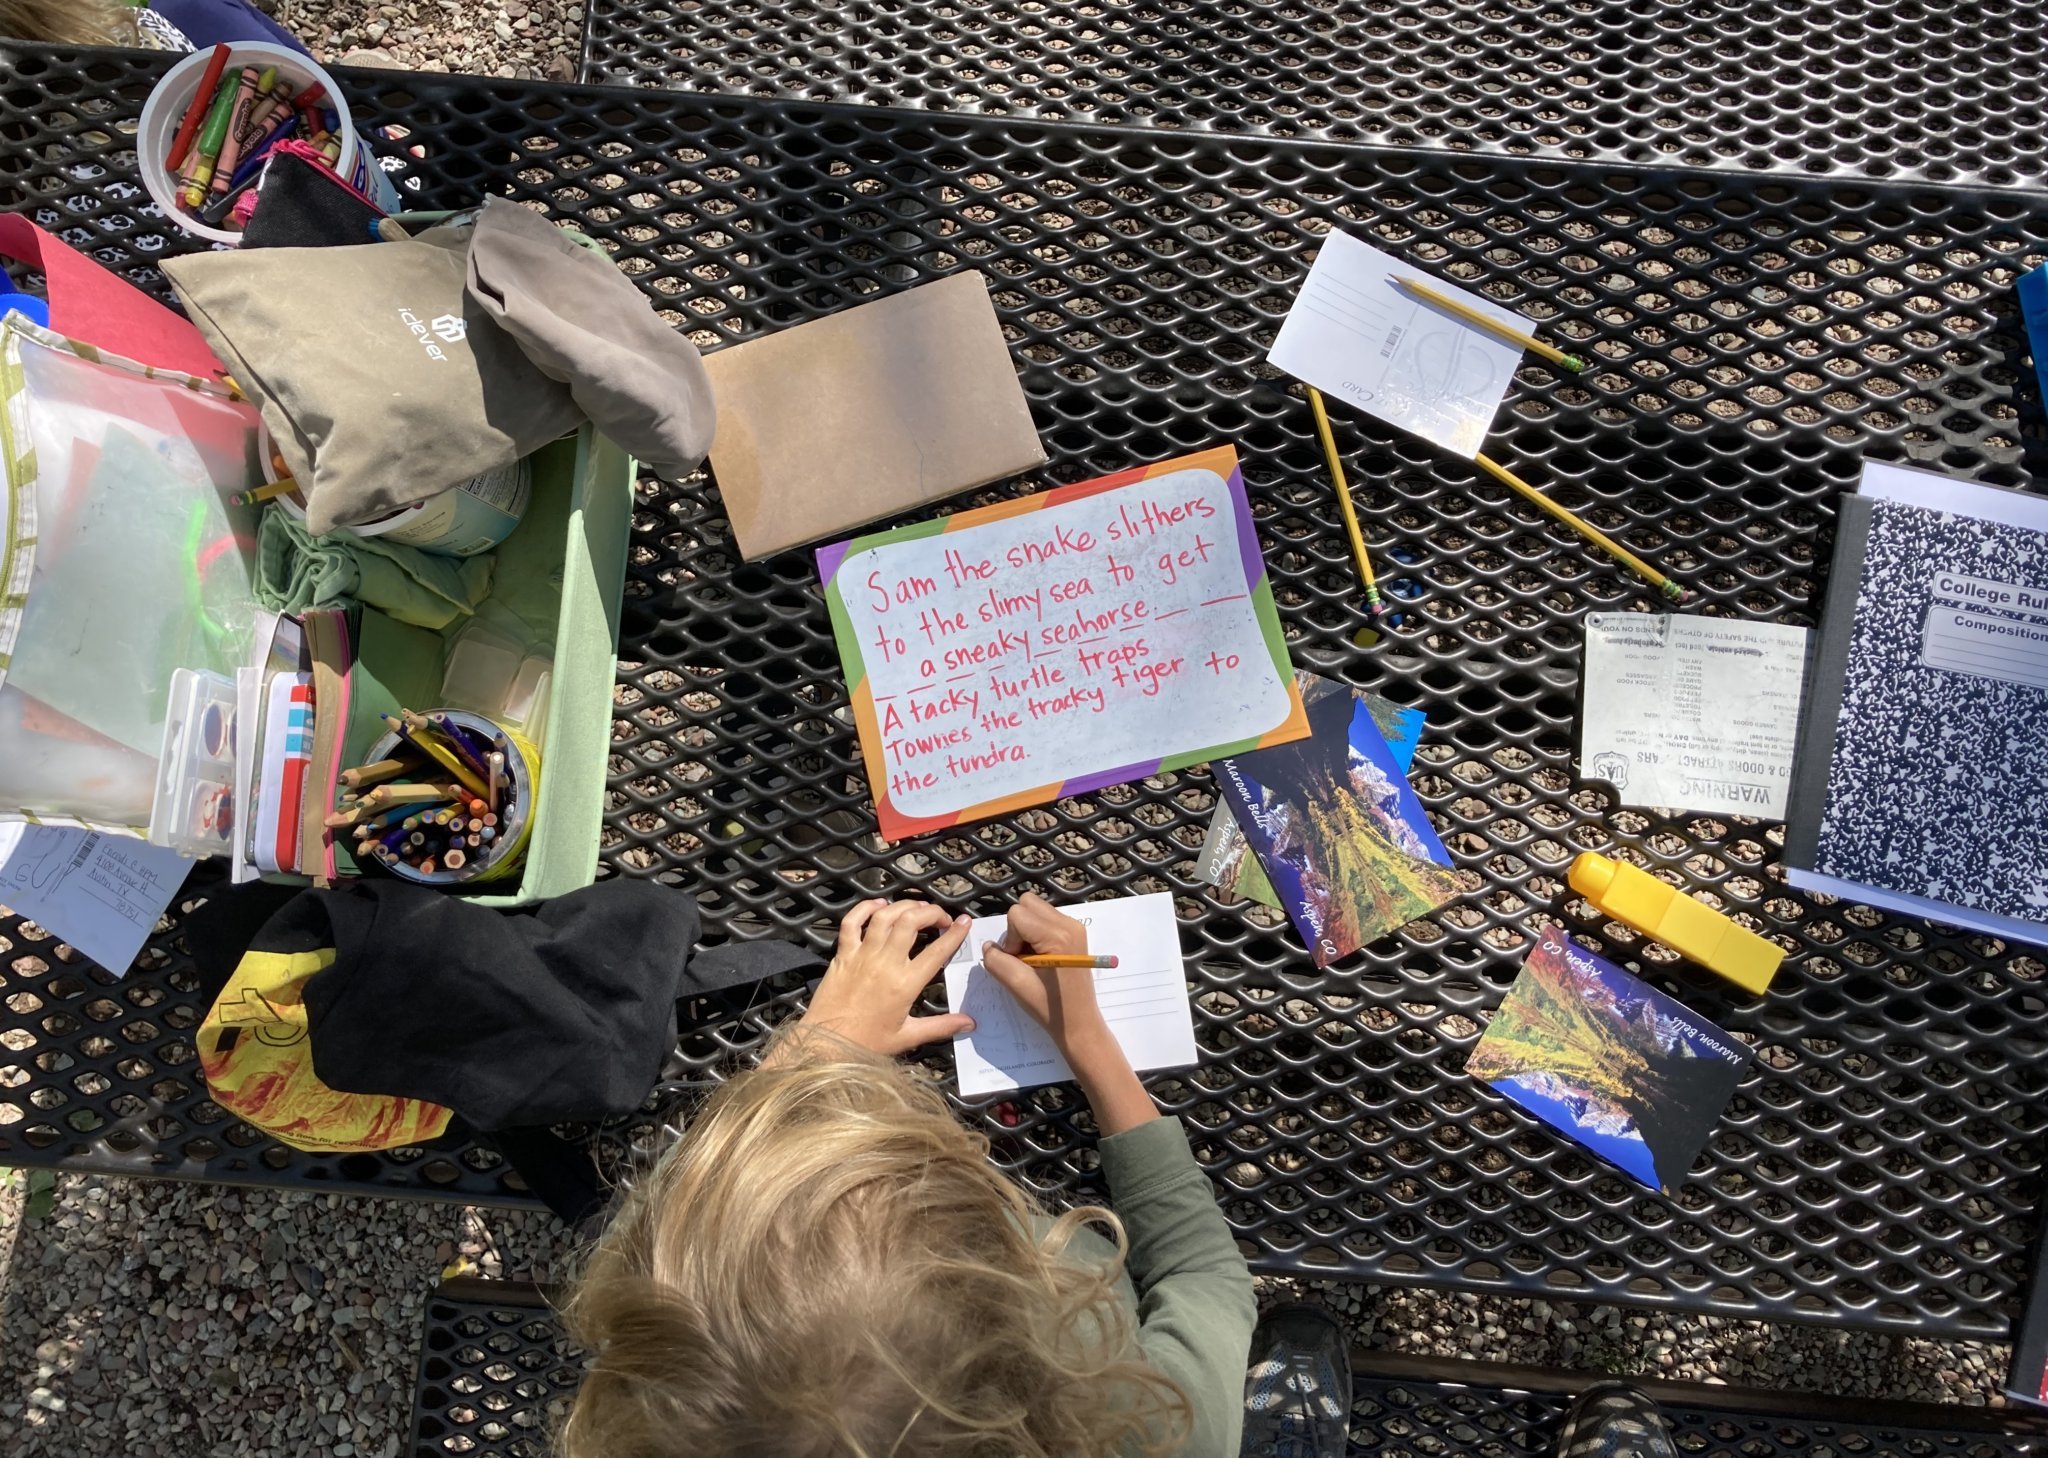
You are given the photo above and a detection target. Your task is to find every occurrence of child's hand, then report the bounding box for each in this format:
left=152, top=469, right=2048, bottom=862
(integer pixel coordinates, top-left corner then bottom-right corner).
left=795, top=899, right=975, bottom=1057
left=981, top=892, right=1111, bottom=1060
left=983, top=893, right=1156, bottom=1134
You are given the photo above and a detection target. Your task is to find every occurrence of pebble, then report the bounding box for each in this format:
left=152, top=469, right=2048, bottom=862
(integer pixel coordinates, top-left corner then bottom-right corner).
left=0, top=1172, right=579, bottom=1454
left=277, top=0, right=580, bottom=83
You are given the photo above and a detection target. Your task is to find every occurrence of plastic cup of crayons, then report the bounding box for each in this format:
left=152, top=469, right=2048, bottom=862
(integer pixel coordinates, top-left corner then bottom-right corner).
left=138, top=42, right=399, bottom=245
left=344, top=708, right=540, bottom=888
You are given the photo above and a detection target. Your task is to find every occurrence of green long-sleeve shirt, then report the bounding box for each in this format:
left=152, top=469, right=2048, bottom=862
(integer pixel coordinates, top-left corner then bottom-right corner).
left=1061, top=1117, right=1259, bottom=1457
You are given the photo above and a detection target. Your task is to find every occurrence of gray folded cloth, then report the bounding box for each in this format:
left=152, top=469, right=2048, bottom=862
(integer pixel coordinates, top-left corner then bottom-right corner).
left=464, top=196, right=716, bottom=474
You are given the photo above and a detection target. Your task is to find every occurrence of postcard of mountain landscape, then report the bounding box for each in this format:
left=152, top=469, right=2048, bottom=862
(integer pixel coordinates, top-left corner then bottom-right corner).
left=1214, top=672, right=1459, bottom=967
left=1197, top=675, right=1428, bottom=909
left=1468, top=925, right=1748, bottom=1191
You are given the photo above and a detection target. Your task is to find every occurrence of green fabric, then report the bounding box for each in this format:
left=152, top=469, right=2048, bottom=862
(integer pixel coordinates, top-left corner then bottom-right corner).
left=256, top=506, right=495, bottom=632
left=1064, top=1118, right=1258, bottom=1457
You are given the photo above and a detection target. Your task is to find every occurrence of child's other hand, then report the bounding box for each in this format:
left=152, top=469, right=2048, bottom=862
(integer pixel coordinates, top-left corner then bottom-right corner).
left=981, top=893, right=1111, bottom=1059
left=796, top=899, right=974, bottom=1057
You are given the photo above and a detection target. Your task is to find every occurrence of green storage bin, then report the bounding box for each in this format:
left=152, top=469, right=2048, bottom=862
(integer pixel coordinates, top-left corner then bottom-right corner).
left=341, top=427, right=633, bottom=907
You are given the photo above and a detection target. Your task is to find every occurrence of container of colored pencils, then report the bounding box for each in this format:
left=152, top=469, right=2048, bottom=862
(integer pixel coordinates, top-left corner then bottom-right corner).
left=341, top=708, right=540, bottom=887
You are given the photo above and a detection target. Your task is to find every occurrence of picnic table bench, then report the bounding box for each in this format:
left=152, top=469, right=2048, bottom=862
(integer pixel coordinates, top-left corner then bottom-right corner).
left=1, top=41, right=2046, bottom=1356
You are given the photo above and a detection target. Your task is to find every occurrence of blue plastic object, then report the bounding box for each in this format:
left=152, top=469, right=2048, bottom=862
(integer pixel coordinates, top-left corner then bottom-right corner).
left=0, top=293, right=51, bottom=328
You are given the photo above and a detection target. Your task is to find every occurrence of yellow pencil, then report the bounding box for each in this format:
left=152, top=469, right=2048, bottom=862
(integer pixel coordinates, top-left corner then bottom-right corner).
left=229, top=477, right=297, bottom=507
left=1305, top=387, right=1387, bottom=616
left=1472, top=453, right=1692, bottom=606
left=1392, top=275, right=1587, bottom=374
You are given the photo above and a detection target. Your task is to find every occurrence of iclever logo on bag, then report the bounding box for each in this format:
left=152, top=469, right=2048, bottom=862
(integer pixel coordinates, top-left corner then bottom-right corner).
left=397, top=307, right=466, bottom=361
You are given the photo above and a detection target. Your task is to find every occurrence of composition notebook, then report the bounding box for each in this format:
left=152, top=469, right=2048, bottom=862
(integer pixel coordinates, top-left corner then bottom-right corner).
left=1785, top=460, right=2048, bottom=944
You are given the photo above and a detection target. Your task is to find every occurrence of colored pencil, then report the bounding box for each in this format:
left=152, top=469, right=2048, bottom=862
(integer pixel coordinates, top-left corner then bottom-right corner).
left=341, top=757, right=414, bottom=790
left=1471, top=453, right=1692, bottom=606
left=1391, top=275, right=1587, bottom=374
left=1018, top=954, right=1120, bottom=969
left=381, top=713, right=489, bottom=797
left=1305, top=387, right=1387, bottom=616
left=230, top=478, right=297, bottom=507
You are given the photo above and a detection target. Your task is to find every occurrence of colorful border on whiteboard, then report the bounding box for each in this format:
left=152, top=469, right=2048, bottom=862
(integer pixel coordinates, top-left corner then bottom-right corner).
left=817, top=444, right=1309, bottom=843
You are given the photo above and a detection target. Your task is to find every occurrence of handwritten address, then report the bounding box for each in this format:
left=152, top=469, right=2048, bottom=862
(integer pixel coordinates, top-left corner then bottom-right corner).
left=834, top=464, right=1296, bottom=819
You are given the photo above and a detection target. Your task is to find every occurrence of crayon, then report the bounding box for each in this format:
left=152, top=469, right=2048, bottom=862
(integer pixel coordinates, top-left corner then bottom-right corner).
left=239, top=65, right=280, bottom=134
left=225, top=112, right=300, bottom=193
left=211, top=67, right=261, bottom=192
left=179, top=74, right=243, bottom=210
left=167, top=45, right=232, bottom=171
left=290, top=82, right=326, bottom=113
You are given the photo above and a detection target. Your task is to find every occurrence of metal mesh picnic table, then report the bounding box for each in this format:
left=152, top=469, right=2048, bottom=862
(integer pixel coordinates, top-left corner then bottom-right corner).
left=578, top=0, right=2048, bottom=189
left=2, top=43, right=2046, bottom=1337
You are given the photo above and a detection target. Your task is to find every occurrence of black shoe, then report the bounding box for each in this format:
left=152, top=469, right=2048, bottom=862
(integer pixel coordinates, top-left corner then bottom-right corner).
left=1556, top=1382, right=1677, bottom=1458
left=1240, top=1303, right=1352, bottom=1458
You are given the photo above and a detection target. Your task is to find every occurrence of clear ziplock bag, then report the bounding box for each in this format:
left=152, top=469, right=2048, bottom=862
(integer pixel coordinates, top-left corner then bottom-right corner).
left=0, top=315, right=264, bottom=831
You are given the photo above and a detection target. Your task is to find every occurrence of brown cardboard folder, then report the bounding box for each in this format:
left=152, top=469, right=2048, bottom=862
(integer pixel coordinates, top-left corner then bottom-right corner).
left=703, top=272, right=1047, bottom=559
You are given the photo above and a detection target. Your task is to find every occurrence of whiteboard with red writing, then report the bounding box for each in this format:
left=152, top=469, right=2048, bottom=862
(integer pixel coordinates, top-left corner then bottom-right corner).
left=817, top=445, right=1310, bottom=842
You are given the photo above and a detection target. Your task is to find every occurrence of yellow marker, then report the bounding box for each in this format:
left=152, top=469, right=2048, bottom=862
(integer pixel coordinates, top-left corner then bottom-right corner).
left=1568, top=852, right=1783, bottom=995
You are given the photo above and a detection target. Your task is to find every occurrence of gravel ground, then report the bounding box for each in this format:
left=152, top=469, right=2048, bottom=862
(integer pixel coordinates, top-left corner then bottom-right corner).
left=0, top=1170, right=2016, bottom=1456
left=0, top=3, right=2024, bottom=1452
left=273, top=0, right=582, bottom=80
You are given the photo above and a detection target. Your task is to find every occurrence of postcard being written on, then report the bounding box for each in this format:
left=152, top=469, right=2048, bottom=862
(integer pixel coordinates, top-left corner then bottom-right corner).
left=1468, top=925, right=1748, bottom=1192
left=944, top=892, right=1195, bottom=1097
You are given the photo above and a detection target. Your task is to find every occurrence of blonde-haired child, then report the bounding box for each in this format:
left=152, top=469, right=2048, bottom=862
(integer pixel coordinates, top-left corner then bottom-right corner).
left=561, top=893, right=1258, bottom=1456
